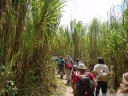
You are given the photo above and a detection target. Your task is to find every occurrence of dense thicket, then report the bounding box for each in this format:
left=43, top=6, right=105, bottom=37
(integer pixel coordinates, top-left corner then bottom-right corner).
left=0, top=0, right=128, bottom=95
left=0, top=0, right=64, bottom=95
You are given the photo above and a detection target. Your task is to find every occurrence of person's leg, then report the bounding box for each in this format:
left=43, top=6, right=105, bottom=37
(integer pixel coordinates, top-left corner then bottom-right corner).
left=66, top=69, right=71, bottom=84
left=95, top=81, right=101, bottom=96
left=101, top=82, right=107, bottom=96
left=59, top=67, right=64, bottom=79
left=58, top=66, right=60, bottom=74
left=62, top=67, right=65, bottom=75
left=65, top=68, right=69, bottom=83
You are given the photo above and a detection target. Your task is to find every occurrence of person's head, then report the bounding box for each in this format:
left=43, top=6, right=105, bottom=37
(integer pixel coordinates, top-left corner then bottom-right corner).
left=123, top=72, right=128, bottom=85
left=59, top=56, right=62, bottom=59
left=78, top=63, right=87, bottom=73
left=65, top=57, right=68, bottom=62
left=73, top=65, right=78, bottom=71
left=53, top=54, right=56, bottom=56
left=98, top=58, right=104, bottom=64
left=67, top=54, right=70, bottom=58
left=75, top=59, right=79, bottom=63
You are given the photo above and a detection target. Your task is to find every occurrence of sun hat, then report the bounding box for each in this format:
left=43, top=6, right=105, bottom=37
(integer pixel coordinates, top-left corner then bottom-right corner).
left=123, top=72, right=128, bottom=85
left=78, top=63, right=87, bottom=70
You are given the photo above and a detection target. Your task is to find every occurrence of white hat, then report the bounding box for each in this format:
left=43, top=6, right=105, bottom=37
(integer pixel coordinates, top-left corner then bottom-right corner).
left=78, top=63, right=87, bottom=70
left=123, top=72, right=128, bottom=85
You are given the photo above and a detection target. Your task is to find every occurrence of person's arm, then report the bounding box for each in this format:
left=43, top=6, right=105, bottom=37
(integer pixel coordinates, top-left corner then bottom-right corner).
left=106, top=65, right=109, bottom=74
left=70, top=68, right=73, bottom=75
left=92, top=78, right=97, bottom=88
left=92, top=71, right=97, bottom=77
left=73, top=73, right=79, bottom=90
left=116, top=84, right=123, bottom=94
left=89, top=73, right=97, bottom=87
left=104, top=65, right=110, bottom=77
left=93, top=65, right=98, bottom=77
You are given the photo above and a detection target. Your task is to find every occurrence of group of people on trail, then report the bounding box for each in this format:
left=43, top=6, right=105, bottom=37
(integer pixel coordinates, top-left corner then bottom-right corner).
left=52, top=54, right=128, bottom=96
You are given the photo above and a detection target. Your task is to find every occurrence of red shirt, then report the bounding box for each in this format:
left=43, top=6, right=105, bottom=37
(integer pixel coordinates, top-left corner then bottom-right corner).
left=74, top=72, right=95, bottom=83
left=72, top=71, right=79, bottom=83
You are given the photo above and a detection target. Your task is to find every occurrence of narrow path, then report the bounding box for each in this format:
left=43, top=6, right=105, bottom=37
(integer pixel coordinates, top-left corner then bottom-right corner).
left=57, top=74, right=74, bottom=96
left=62, top=79, right=74, bottom=96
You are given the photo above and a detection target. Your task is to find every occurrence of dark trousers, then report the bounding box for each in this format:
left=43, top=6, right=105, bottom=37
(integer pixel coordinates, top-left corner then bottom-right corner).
left=58, top=67, right=64, bottom=74
left=95, top=81, right=108, bottom=96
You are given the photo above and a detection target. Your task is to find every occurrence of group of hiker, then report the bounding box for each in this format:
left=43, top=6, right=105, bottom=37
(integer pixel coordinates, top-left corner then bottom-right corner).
left=52, top=54, right=128, bottom=96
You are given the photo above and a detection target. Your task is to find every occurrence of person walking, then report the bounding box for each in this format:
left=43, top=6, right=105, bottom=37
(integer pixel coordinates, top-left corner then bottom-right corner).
left=75, top=63, right=97, bottom=96
left=70, top=65, right=79, bottom=93
left=57, top=56, right=65, bottom=79
left=64, top=57, right=72, bottom=84
left=117, top=72, right=128, bottom=95
left=93, top=58, right=109, bottom=96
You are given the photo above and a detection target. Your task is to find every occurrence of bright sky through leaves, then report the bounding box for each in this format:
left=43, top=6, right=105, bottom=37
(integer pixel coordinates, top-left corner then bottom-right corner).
left=60, top=0, right=122, bottom=25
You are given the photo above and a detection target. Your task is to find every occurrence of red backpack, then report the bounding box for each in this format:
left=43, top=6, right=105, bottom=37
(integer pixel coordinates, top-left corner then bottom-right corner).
left=65, top=62, right=72, bottom=69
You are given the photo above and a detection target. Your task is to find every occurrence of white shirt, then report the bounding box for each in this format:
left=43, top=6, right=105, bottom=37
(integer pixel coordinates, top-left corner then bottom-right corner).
left=93, top=64, right=109, bottom=81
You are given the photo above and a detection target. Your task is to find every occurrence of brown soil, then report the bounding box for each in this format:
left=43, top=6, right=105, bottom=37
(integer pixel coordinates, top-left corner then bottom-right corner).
left=62, top=79, right=74, bottom=96
left=57, top=74, right=74, bottom=96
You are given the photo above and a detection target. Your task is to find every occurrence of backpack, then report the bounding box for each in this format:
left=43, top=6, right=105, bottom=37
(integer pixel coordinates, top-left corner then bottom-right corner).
left=98, top=65, right=108, bottom=82
left=58, top=60, right=64, bottom=68
left=77, top=72, right=94, bottom=96
left=65, top=62, right=72, bottom=69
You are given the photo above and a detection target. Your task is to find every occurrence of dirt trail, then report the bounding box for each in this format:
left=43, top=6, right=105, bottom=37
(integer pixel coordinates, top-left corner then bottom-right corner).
left=62, top=79, right=74, bottom=96
left=57, top=74, right=74, bottom=96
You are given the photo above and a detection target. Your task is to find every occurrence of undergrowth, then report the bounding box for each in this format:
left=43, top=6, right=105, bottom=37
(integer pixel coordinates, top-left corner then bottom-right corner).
left=24, top=77, right=66, bottom=96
